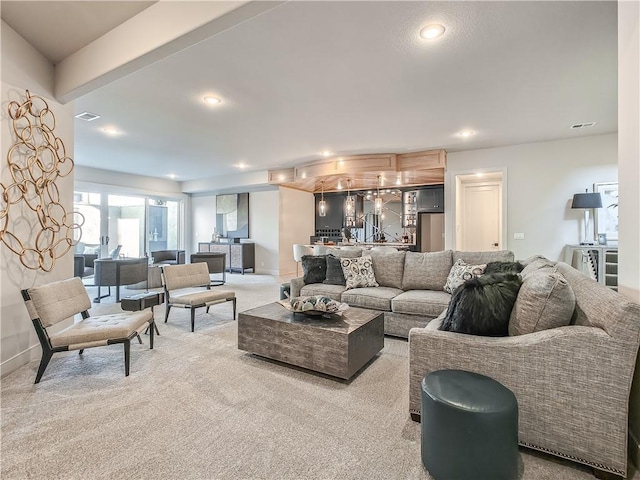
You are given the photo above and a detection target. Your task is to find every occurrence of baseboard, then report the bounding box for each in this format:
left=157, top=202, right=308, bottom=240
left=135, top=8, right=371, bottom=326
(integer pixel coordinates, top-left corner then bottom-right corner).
left=630, top=430, right=640, bottom=469
left=1, top=343, right=39, bottom=378
left=253, top=268, right=280, bottom=276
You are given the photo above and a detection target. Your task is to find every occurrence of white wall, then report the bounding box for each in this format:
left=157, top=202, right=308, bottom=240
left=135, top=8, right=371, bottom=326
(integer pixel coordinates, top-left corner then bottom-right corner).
left=278, top=187, right=315, bottom=276
left=251, top=190, right=280, bottom=275
left=1, top=22, right=75, bottom=376
left=190, top=189, right=281, bottom=275
left=445, top=134, right=618, bottom=261
left=618, top=0, right=640, bottom=466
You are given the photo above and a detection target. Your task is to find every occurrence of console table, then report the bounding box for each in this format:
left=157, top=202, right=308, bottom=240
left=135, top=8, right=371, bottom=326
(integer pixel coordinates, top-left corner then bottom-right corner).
left=197, top=242, right=255, bottom=274
left=564, top=244, right=618, bottom=291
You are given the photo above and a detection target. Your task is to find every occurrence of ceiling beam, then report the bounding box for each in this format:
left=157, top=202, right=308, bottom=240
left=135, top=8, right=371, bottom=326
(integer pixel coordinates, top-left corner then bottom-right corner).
left=54, top=1, right=286, bottom=103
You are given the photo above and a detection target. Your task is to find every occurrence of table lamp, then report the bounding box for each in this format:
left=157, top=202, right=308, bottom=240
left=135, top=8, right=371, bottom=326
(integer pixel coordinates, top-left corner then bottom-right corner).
left=571, top=190, right=602, bottom=245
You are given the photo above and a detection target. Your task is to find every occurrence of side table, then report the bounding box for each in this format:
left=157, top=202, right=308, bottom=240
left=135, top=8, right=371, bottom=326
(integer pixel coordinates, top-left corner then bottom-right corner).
left=121, top=291, right=163, bottom=335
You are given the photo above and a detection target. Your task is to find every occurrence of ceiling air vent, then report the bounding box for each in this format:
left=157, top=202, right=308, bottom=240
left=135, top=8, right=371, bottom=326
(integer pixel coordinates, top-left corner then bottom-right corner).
left=570, top=122, right=596, bottom=129
left=75, top=112, right=100, bottom=122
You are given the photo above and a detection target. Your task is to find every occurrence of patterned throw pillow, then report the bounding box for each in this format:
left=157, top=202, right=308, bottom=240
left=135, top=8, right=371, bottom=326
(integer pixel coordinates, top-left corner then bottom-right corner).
left=340, top=255, right=379, bottom=290
left=443, top=259, right=487, bottom=294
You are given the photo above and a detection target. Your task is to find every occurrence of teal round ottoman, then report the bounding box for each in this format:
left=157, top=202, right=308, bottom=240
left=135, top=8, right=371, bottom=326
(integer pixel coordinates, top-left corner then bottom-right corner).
left=421, top=369, right=519, bottom=480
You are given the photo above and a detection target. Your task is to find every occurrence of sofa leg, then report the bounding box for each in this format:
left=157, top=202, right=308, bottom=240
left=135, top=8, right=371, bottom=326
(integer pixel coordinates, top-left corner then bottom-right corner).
left=593, top=468, right=623, bottom=480
left=410, top=412, right=421, bottom=423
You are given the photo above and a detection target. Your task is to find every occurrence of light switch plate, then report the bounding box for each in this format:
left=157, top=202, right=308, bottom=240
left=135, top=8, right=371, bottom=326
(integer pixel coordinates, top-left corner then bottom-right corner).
left=514, top=232, right=525, bottom=240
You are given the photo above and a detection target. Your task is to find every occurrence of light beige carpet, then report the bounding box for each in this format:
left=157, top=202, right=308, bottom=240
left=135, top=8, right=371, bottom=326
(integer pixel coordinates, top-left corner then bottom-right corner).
left=1, top=274, right=637, bottom=479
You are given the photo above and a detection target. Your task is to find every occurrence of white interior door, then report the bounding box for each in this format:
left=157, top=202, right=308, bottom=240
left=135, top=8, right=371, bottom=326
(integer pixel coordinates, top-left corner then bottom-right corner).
left=458, top=182, right=502, bottom=251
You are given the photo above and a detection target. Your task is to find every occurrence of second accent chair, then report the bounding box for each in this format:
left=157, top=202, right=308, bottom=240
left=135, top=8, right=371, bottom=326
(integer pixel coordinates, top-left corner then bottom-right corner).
left=162, top=263, right=236, bottom=332
left=151, top=249, right=185, bottom=265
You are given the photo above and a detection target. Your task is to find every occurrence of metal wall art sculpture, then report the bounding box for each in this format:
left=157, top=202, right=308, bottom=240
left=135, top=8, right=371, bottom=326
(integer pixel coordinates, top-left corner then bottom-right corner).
left=1, top=90, right=82, bottom=271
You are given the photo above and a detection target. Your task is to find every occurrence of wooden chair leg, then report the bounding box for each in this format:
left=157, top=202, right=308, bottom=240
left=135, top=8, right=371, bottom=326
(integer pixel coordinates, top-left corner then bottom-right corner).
left=78, top=349, right=84, bottom=355
left=149, top=321, right=154, bottom=350
left=34, top=349, right=53, bottom=384
left=124, top=340, right=130, bottom=376
left=206, top=305, right=210, bottom=314
left=164, top=304, right=171, bottom=323
left=190, top=308, right=196, bottom=332
left=136, top=334, right=143, bottom=344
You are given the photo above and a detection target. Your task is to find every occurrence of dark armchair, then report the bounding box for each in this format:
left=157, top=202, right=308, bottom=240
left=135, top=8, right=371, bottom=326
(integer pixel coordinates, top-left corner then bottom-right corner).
left=151, top=250, right=185, bottom=265
left=94, top=257, right=149, bottom=302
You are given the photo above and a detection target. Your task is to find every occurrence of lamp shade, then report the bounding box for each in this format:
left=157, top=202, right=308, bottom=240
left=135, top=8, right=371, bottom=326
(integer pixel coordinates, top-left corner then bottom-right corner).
left=571, top=192, right=602, bottom=209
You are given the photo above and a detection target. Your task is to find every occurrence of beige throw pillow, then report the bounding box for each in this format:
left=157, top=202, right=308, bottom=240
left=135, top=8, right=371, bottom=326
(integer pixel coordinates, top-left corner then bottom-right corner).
left=340, top=255, right=379, bottom=290
left=509, top=268, right=575, bottom=336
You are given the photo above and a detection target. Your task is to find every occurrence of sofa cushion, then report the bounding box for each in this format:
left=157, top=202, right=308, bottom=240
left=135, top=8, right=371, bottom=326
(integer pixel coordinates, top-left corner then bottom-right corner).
left=440, top=273, right=522, bottom=336
left=444, top=259, right=487, bottom=294
left=331, top=248, right=363, bottom=258
left=300, top=283, right=347, bottom=301
left=342, top=287, right=403, bottom=311
left=323, top=254, right=346, bottom=285
left=520, top=257, right=556, bottom=279
left=402, top=250, right=453, bottom=291
left=453, top=250, right=515, bottom=264
left=302, top=255, right=327, bottom=284
left=509, top=268, right=575, bottom=336
left=341, top=255, right=378, bottom=290
left=392, top=290, right=451, bottom=317
left=370, top=250, right=405, bottom=289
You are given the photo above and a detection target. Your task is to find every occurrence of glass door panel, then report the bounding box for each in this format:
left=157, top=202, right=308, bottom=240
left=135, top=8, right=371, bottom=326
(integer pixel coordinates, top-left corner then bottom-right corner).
left=73, top=191, right=103, bottom=255
left=108, top=195, right=146, bottom=258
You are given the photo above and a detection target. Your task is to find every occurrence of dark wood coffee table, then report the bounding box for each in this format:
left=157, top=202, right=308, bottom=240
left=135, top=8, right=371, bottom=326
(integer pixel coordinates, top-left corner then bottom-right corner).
left=238, top=302, right=384, bottom=379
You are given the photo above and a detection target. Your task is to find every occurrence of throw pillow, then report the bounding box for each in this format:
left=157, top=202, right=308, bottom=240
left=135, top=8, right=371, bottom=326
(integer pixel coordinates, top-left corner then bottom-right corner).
left=301, top=255, right=327, bottom=284
left=323, top=254, right=346, bottom=285
left=520, top=258, right=556, bottom=279
left=439, top=273, right=522, bottom=336
left=509, top=268, right=576, bottom=336
left=443, top=259, right=487, bottom=294
left=340, top=255, right=379, bottom=290
left=484, top=261, right=524, bottom=275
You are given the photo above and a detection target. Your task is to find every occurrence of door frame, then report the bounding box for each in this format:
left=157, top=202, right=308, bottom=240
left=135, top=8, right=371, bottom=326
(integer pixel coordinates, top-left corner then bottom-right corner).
left=444, top=167, right=508, bottom=251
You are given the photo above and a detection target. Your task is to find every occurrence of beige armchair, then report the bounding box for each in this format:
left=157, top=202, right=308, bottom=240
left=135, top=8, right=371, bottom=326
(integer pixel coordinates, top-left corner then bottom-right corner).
left=162, top=263, right=236, bottom=332
left=22, top=277, right=155, bottom=383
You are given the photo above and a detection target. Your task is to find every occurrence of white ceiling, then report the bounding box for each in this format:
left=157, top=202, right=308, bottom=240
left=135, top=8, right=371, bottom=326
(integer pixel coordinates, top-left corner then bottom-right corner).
left=3, top=1, right=618, bottom=183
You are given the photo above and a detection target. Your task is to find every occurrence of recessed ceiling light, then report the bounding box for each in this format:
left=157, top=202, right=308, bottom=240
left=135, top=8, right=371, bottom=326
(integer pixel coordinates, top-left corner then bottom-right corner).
left=320, top=150, right=333, bottom=157
left=75, top=111, right=100, bottom=121
left=102, top=127, right=120, bottom=136
left=458, top=130, right=475, bottom=137
left=167, top=174, right=177, bottom=179
left=203, top=96, right=222, bottom=105
left=234, top=162, right=248, bottom=169
left=420, top=24, right=446, bottom=40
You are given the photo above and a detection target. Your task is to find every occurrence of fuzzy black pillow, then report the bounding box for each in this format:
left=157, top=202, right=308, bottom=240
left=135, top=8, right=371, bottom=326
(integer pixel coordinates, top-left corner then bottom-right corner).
left=323, top=254, right=346, bottom=285
left=484, top=261, right=524, bottom=275
left=301, top=255, right=327, bottom=284
left=439, top=273, right=522, bottom=336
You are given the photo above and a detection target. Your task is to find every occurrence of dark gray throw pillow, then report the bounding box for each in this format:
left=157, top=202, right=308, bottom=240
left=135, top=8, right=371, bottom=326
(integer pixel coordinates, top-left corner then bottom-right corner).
left=484, top=261, right=524, bottom=275
left=439, top=273, right=522, bottom=337
left=302, top=255, right=327, bottom=284
left=323, top=254, right=346, bottom=285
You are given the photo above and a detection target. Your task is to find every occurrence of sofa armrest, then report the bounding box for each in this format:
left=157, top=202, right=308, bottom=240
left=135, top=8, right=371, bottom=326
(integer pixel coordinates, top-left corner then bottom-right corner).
left=408, top=325, right=634, bottom=474
left=290, top=277, right=304, bottom=298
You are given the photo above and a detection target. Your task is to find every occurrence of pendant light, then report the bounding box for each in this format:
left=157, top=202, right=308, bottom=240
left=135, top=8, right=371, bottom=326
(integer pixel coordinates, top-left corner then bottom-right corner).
left=319, top=180, right=327, bottom=217
left=374, top=175, right=383, bottom=214
left=345, top=179, right=355, bottom=227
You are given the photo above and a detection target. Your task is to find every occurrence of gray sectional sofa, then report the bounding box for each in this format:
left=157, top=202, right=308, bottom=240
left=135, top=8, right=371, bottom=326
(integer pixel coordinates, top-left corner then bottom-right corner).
left=290, top=248, right=514, bottom=337
left=291, top=248, right=640, bottom=477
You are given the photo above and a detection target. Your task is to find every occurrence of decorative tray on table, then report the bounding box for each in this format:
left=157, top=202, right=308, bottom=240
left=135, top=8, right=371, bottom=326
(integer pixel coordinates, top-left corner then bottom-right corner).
left=278, top=295, right=349, bottom=318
